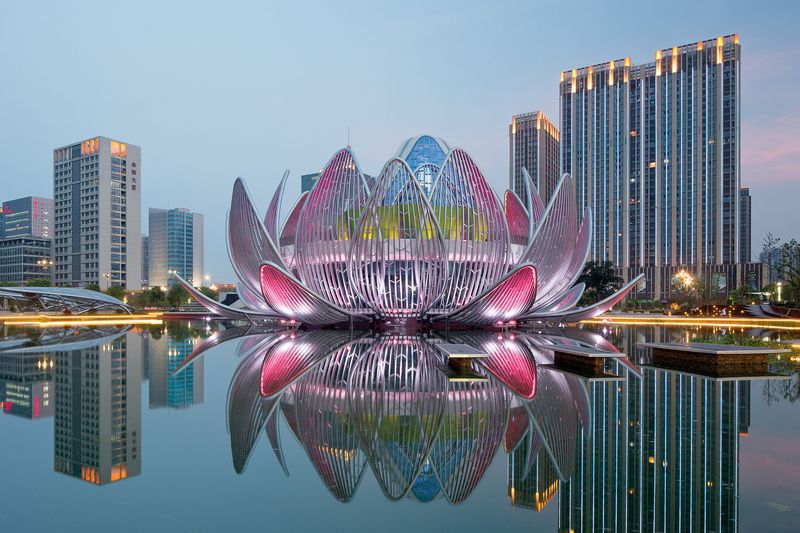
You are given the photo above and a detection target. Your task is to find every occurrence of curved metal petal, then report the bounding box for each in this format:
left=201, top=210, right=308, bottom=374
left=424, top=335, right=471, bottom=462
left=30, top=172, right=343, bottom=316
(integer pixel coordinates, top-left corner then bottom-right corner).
left=228, top=346, right=281, bottom=474
left=429, top=148, right=510, bottom=312
left=522, top=274, right=644, bottom=324
left=525, top=367, right=578, bottom=480
left=528, top=208, right=592, bottom=312
left=348, top=335, right=447, bottom=500
left=530, top=282, right=585, bottom=316
left=228, top=178, right=289, bottom=302
left=174, top=325, right=263, bottom=376
left=294, top=148, right=371, bottom=310
left=279, top=191, right=309, bottom=273
left=259, top=330, right=357, bottom=398
left=264, top=170, right=289, bottom=243
left=520, top=174, right=578, bottom=306
left=429, top=380, right=509, bottom=504
left=431, top=265, right=537, bottom=326
left=348, top=158, right=447, bottom=318
left=504, top=190, right=530, bottom=248
left=259, top=262, right=367, bottom=325
left=521, top=167, right=545, bottom=230
left=446, top=331, right=537, bottom=399
left=292, top=339, right=370, bottom=502
left=173, top=273, right=277, bottom=322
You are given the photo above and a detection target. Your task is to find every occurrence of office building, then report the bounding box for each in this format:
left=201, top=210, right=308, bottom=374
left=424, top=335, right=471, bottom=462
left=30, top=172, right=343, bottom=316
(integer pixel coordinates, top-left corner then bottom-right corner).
left=301, top=172, right=321, bottom=194
left=0, top=352, right=54, bottom=420
left=53, top=137, right=142, bottom=289
left=0, top=196, right=53, bottom=284
left=1, top=196, right=52, bottom=239
left=147, top=207, right=203, bottom=288
left=739, top=187, right=751, bottom=263
left=147, top=335, right=204, bottom=409
left=560, top=35, right=749, bottom=299
left=54, top=332, right=142, bottom=485
left=509, top=111, right=560, bottom=206
left=141, top=235, right=149, bottom=287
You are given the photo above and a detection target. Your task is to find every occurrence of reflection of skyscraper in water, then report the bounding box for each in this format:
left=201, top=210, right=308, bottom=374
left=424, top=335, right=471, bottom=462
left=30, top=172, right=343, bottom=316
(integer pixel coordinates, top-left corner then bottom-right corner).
left=558, top=360, right=750, bottom=533
left=148, top=335, right=203, bottom=409
left=0, top=352, right=54, bottom=419
left=508, top=434, right=560, bottom=512
left=54, top=332, right=142, bottom=485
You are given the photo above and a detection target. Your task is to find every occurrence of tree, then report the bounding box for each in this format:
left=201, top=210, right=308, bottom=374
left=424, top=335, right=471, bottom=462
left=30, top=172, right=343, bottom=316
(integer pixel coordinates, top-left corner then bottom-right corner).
left=85, top=283, right=102, bottom=292
left=167, top=284, right=189, bottom=309
left=198, top=286, right=218, bottom=301
left=577, top=261, right=624, bottom=305
left=147, top=286, right=166, bottom=307
left=105, top=285, right=126, bottom=301
left=762, top=232, right=781, bottom=285
left=778, top=239, right=800, bottom=307
left=26, top=278, right=51, bottom=287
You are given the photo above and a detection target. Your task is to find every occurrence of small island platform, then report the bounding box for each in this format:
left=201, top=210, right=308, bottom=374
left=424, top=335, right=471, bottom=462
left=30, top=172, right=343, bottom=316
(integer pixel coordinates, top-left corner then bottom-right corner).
left=637, top=342, right=790, bottom=377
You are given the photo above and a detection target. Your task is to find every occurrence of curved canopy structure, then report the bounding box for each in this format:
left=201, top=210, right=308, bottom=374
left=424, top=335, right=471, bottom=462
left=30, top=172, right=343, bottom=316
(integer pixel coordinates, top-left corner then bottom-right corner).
left=0, top=286, right=132, bottom=314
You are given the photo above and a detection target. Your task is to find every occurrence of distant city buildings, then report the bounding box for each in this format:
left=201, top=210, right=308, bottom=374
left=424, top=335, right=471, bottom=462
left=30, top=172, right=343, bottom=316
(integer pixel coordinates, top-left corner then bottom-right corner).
left=301, top=172, right=321, bottom=194
left=560, top=34, right=751, bottom=299
left=53, top=137, right=142, bottom=290
left=0, top=196, right=53, bottom=284
left=147, top=207, right=203, bottom=288
left=509, top=111, right=560, bottom=206
left=53, top=332, right=142, bottom=485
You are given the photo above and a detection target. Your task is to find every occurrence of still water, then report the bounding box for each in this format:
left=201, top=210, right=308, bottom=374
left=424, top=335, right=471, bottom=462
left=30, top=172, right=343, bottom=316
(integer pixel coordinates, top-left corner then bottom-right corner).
left=0, top=321, right=798, bottom=532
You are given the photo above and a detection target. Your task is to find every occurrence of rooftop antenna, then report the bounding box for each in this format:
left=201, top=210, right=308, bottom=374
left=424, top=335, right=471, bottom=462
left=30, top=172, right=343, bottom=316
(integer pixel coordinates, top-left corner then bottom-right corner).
left=347, top=126, right=351, bottom=149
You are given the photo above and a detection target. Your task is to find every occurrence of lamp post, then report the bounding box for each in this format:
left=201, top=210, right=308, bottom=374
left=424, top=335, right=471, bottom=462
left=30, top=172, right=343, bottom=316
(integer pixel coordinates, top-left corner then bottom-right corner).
left=777, top=281, right=783, bottom=303
left=102, top=272, right=111, bottom=290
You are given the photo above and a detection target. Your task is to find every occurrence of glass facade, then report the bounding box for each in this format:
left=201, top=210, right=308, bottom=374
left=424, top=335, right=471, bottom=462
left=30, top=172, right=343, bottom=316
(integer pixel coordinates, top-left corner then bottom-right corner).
left=560, top=35, right=741, bottom=299
left=147, top=207, right=203, bottom=288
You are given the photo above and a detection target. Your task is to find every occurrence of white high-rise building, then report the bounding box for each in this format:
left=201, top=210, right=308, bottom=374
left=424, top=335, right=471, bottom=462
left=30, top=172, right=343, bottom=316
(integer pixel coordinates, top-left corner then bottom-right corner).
left=53, top=137, right=141, bottom=290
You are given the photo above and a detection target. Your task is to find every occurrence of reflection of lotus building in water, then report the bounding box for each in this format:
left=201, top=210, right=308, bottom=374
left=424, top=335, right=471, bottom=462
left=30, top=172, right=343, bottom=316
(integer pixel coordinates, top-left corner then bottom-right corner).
left=177, top=135, right=642, bottom=326
left=222, top=328, right=593, bottom=503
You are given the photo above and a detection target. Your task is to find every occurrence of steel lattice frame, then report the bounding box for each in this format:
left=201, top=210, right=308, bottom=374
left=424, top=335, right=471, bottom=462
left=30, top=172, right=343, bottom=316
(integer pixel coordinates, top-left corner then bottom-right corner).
left=348, top=335, right=447, bottom=500
left=348, top=158, right=447, bottom=318
left=293, top=149, right=371, bottom=311
left=428, top=148, right=510, bottom=312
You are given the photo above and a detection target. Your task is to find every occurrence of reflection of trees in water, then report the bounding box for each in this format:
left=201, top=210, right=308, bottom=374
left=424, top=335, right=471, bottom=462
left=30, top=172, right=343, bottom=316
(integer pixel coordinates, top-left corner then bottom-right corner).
left=763, top=365, right=800, bottom=405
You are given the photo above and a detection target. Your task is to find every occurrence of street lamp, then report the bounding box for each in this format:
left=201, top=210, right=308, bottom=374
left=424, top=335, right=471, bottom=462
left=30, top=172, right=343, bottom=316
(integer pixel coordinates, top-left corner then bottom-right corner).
left=777, top=281, right=783, bottom=303
left=102, top=272, right=112, bottom=290
left=37, top=258, right=52, bottom=271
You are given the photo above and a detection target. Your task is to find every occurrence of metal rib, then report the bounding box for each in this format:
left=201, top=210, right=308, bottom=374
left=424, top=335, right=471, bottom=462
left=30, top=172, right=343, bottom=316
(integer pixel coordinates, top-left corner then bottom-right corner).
left=522, top=167, right=545, bottom=230
left=173, top=273, right=277, bottom=322
left=278, top=191, right=309, bottom=273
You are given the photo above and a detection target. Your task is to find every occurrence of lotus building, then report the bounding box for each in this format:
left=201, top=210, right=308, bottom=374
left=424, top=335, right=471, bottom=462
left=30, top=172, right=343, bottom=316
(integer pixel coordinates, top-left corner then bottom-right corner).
left=176, top=135, right=641, bottom=327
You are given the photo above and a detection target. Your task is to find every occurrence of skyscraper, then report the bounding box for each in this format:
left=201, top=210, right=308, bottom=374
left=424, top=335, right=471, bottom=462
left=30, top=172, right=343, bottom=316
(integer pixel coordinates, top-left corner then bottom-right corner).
left=0, top=196, right=53, bottom=284
left=53, top=332, right=142, bottom=485
left=560, top=35, right=743, bottom=300
left=53, top=137, right=142, bottom=289
left=147, top=207, right=203, bottom=288
left=509, top=111, right=560, bottom=206
left=739, top=187, right=751, bottom=263
left=0, top=352, right=54, bottom=420
left=301, top=172, right=321, bottom=194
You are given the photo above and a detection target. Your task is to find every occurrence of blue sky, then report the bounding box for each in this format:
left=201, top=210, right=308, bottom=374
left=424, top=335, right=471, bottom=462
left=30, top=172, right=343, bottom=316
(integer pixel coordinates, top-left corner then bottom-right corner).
left=1, top=0, right=798, bottom=281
